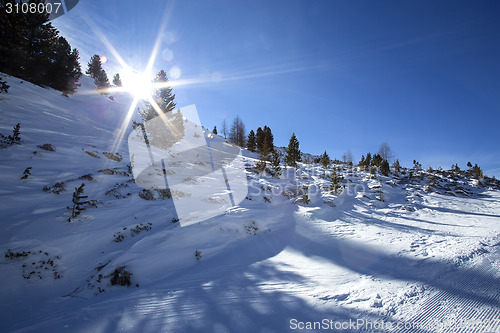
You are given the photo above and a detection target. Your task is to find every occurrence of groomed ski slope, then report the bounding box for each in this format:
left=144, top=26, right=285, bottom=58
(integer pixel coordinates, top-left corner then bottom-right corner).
left=0, top=75, right=499, bottom=333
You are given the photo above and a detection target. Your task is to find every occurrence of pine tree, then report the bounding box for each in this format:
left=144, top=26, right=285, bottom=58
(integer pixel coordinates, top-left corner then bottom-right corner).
left=285, top=132, right=301, bottom=168
left=3, top=123, right=21, bottom=145
left=393, top=159, right=401, bottom=174
left=247, top=130, right=256, bottom=152
left=139, top=70, right=176, bottom=121
left=365, top=153, right=372, bottom=167
left=471, top=164, right=483, bottom=180
left=380, top=159, right=390, bottom=176
left=256, top=137, right=271, bottom=172
left=359, top=155, right=365, bottom=168
left=372, top=153, right=382, bottom=167
left=113, top=73, right=122, bottom=86
left=67, top=183, right=90, bottom=222
left=49, top=37, right=82, bottom=94
left=269, top=149, right=282, bottom=178
left=330, top=168, right=342, bottom=195
left=320, top=151, right=330, bottom=168
left=256, top=127, right=264, bottom=152
left=212, top=126, right=217, bottom=135
left=86, top=54, right=109, bottom=90
left=263, top=126, right=274, bottom=152
left=0, top=2, right=81, bottom=93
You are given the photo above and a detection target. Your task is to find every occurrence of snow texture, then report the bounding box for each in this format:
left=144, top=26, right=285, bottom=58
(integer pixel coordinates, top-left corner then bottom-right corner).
left=1, top=74, right=499, bottom=332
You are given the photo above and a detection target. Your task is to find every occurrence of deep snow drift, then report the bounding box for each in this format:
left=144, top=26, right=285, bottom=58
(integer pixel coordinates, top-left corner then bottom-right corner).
left=1, top=75, right=499, bottom=332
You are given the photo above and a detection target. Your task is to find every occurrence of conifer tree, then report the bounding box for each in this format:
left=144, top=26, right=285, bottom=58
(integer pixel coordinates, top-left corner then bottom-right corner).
left=212, top=126, right=217, bottom=135
left=330, top=168, right=342, bottom=195
left=320, top=151, right=330, bottom=168
left=365, top=153, right=372, bottom=167
left=247, top=130, right=256, bottom=152
left=393, top=159, right=401, bottom=174
left=380, top=159, right=390, bottom=176
left=263, top=126, right=274, bottom=152
left=285, top=132, right=301, bottom=168
left=49, top=37, right=82, bottom=94
left=2, top=123, right=21, bottom=145
left=113, top=73, right=122, bottom=86
left=67, top=183, right=90, bottom=222
left=256, top=137, right=271, bottom=172
left=371, top=153, right=382, bottom=167
left=0, top=3, right=81, bottom=93
left=86, top=54, right=109, bottom=89
left=256, top=127, right=264, bottom=152
left=139, top=70, right=176, bottom=121
left=269, top=149, right=282, bottom=178
left=359, top=155, right=365, bottom=168
left=471, top=164, right=483, bottom=180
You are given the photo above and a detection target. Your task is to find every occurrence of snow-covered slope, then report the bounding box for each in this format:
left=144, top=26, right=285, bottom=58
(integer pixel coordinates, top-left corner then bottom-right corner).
left=1, top=75, right=499, bottom=333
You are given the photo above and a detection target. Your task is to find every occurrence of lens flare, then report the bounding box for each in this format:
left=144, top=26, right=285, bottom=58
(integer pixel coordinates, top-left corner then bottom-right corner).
left=100, top=56, right=108, bottom=64
left=120, top=69, right=153, bottom=100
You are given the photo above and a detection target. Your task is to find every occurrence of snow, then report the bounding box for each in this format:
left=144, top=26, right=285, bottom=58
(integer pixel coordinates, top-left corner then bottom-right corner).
left=1, top=74, right=499, bottom=332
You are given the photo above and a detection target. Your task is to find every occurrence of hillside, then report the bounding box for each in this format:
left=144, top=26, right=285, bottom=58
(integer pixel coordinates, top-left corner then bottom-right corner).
left=1, top=75, right=499, bottom=333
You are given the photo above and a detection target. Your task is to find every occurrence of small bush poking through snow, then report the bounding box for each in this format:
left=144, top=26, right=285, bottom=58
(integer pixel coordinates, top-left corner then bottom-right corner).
left=20, top=167, right=32, bottom=180
left=0, top=123, right=21, bottom=146
left=67, top=183, right=90, bottom=222
left=103, top=152, right=122, bottom=162
left=5, top=249, right=62, bottom=280
left=195, top=249, right=202, bottom=261
left=131, top=222, right=152, bottom=235
left=244, top=221, right=259, bottom=235
left=109, top=267, right=132, bottom=287
left=113, top=232, right=125, bottom=242
left=139, top=189, right=155, bottom=200
left=37, top=144, right=55, bottom=152
left=139, top=189, right=172, bottom=200
left=5, top=249, right=30, bottom=258
left=0, top=78, right=10, bottom=93
left=42, top=182, right=66, bottom=194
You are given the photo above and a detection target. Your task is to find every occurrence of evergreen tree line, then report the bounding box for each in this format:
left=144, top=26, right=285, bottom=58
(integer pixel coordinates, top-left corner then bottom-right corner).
left=85, top=54, right=124, bottom=91
left=247, top=125, right=274, bottom=154
left=451, top=161, right=483, bottom=180
left=0, top=0, right=82, bottom=94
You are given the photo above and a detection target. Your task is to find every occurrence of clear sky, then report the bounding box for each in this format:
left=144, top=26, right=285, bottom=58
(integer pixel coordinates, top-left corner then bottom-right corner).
left=54, top=0, right=500, bottom=176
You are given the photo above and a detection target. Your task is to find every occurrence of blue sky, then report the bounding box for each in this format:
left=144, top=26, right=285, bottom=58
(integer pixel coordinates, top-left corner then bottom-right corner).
left=55, top=0, right=500, bottom=176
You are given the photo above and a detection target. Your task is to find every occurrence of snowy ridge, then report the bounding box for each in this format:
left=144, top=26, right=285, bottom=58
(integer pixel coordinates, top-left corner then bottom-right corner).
left=1, top=75, right=500, bottom=332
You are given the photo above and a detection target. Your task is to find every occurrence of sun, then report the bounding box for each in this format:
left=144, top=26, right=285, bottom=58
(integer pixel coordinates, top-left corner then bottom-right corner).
left=120, top=69, right=154, bottom=100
